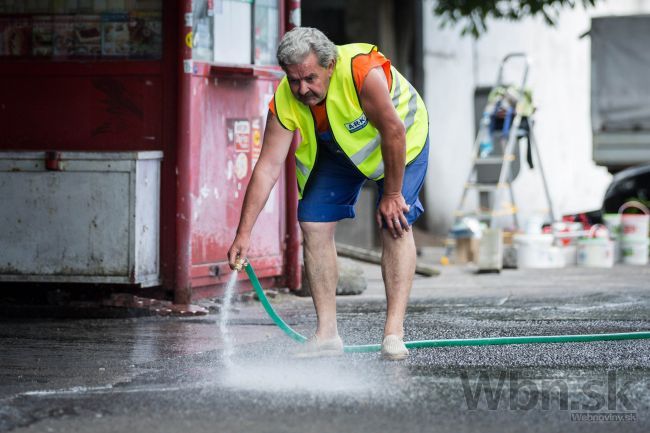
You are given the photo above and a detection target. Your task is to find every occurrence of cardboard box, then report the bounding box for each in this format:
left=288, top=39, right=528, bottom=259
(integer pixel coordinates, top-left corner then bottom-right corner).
left=455, top=237, right=480, bottom=264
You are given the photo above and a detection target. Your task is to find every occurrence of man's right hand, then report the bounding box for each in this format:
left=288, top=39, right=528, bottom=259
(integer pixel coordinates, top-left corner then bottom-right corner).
left=228, top=232, right=250, bottom=270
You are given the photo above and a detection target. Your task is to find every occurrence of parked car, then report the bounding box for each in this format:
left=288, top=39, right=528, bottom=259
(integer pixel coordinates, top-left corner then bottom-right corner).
left=602, top=164, right=650, bottom=214
left=561, top=164, right=650, bottom=226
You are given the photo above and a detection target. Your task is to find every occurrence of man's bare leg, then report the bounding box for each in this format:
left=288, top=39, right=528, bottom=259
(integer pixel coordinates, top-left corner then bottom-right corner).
left=381, top=228, right=416, bottom=338
left=301, top=221, right=339, bottom=340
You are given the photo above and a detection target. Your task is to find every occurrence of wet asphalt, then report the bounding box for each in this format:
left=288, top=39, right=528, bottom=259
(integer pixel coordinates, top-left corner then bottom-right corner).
left=1, top=263, right=649, bottom=433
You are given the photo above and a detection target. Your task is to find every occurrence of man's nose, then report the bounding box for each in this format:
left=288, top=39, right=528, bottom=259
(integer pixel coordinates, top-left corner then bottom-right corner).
left=298, top=81, right=309, bottom=95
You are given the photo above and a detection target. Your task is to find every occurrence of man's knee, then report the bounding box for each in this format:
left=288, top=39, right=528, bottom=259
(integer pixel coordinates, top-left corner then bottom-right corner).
left=300, top=221, right=337, bottom=239
left=381, top=228, right=416, bottom=248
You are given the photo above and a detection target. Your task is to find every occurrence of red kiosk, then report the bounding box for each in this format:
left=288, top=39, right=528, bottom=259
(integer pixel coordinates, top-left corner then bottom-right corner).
left=0, top=0, right=301, bottom=304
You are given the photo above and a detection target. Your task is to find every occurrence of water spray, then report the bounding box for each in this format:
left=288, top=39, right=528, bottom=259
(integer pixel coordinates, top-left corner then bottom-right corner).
left=242, top=262, right=650, bottom=353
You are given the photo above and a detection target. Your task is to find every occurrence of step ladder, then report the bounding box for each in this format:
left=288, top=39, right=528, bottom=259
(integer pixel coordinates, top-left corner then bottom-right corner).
left=443, top=53, right=556, bottom=264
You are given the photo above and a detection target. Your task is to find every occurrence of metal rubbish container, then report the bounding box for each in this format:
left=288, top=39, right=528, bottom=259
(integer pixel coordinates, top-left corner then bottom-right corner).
left=0, top=151, right=162, bottom=287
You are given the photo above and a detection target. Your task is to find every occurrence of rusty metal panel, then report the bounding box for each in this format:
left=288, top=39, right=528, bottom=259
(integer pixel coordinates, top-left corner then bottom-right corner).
left=0, top=151, right=161, bottom=286
left=188, top=75, right=284, bottom=288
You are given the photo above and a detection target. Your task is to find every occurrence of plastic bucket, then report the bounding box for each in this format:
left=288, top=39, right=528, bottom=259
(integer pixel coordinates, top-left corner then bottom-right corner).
left=602, top=214, right=623, bottom=262
left=612, top=238, right=622, bottom=263
left=602, top=213, right=622, bottom=238
left=561, top=245, right=577, bottom=266
left=619, top=201, right=650, bottom=239
left=577, top=239, right=614, bottom=268
left=478, top=228, right=503, bottom=271
left=576, top=225, right=614, bottom=268
left=514, top=234, right=564, bottom=269
left=621, top=237, right=649, bottom=265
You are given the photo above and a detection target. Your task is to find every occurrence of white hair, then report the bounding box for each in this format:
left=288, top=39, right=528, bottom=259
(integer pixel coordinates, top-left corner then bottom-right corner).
left=276, top=27, right=338, bottom=69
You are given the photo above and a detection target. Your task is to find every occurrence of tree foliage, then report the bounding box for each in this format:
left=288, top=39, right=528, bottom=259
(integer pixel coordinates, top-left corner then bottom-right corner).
left=433, top=0, right=599, bottom=37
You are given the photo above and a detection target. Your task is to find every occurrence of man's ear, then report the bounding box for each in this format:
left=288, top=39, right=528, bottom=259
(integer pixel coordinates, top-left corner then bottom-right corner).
left=327, top=59, right=336, bottom=76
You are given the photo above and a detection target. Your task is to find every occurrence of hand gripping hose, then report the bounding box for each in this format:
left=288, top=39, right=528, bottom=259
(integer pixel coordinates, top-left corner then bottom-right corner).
left=244, top=263, right=650, bottom=353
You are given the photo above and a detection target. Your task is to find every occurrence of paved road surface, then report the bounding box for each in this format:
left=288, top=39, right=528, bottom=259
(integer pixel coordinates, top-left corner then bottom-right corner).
left=1, top=264, right=649, bottom=432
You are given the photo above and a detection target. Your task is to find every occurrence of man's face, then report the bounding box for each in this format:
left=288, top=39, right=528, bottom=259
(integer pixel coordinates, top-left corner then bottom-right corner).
left=284, top=51, right=334, bottom=106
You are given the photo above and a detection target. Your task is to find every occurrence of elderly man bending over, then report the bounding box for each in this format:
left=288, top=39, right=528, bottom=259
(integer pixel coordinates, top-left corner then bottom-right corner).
left=228, top=27, right=429, bottom=360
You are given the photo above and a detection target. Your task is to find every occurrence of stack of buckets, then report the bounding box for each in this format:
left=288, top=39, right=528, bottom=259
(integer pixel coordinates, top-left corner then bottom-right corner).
left=513, top=217, right=566, bottom=269
left=576, top=224, right=615, bottom=267
left=602, top=201, right=650, bottom=266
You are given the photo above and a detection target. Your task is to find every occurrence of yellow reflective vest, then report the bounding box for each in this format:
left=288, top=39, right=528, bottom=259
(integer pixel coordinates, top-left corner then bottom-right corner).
left=273, top=43, right=429, bottom=198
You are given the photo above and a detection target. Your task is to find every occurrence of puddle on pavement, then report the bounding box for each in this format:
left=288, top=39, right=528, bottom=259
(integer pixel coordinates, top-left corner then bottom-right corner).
left=218, top=358, right=375, bottom=394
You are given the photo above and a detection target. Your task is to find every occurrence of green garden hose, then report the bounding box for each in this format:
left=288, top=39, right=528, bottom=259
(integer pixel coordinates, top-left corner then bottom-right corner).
left=244, top=263, right=650, bottom=353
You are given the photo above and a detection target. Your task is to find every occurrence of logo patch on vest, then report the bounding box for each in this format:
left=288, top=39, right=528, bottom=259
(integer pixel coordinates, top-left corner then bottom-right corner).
left=344, top=114, right=368, bottom=133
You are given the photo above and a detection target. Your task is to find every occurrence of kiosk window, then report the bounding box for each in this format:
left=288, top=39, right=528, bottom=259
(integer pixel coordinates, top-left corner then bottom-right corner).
left=191, top=0, right=279, bottom=66
left=0, top=0, right=162, bottom=59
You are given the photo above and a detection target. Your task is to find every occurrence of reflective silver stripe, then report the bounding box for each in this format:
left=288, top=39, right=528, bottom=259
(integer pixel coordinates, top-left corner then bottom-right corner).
left=391, top=72, right=402, bottom=107
left=369, top=161, right=384, bottom=179
left=296, top=158, right=309, bottom=176
left=351, top=76, right=419, bottom=179
left=350, top=74, right=404, bottom=165
left=404, top=83, right=418, bottom=131
left=350, top=135, right=381, bottom=165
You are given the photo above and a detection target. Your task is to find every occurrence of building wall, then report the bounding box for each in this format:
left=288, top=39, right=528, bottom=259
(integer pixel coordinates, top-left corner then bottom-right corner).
left=422, top=0, right=650, bottom=235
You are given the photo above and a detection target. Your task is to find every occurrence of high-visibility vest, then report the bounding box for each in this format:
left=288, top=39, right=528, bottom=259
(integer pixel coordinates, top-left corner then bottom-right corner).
left=274, top=43, right=429, bottom=198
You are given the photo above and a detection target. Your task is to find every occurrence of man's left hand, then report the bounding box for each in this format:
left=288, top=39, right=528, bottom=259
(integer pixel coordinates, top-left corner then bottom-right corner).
left=376, top=192, right=410, bottom=239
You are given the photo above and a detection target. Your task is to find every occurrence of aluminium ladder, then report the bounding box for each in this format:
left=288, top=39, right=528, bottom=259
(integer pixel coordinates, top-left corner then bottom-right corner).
left=450, top=53, right=556, bottom=243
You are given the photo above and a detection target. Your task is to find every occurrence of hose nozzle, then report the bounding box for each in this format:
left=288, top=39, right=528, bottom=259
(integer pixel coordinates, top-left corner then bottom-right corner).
left=234, top=257, right=246, bottom=272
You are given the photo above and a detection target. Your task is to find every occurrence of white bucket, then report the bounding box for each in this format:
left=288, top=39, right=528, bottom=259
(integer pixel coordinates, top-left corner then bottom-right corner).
left=576, top=225, right=614, bottom=268
left=514, top=234, right=564, bottom=269
left=621, top=237, right=649, bottom=265
left=619, top=201, right=650, bottom=239
left=561, top=245, right=577, bottom=266
left=602, top=215, right=623, bottom=262
left=478, top=228, right=503, bottom=271
left=577, top=239, right=614, bottom=268
left=602, top=213, right=622, bottom=238
left=612, top=238, right=622, bottom=263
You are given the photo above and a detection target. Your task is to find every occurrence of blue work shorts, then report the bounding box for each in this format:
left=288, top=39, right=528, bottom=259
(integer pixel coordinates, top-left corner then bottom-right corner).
left=298, top=137, right=429, bottom=225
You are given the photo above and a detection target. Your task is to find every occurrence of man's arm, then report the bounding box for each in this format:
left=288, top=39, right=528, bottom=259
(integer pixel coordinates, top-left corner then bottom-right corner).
left=227, top=111, right=294, bottom=268
left=360, top=66, right=409, bottom=239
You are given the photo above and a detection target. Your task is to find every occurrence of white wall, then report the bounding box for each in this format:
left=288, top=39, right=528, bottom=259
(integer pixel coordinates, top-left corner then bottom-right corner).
left=422, top=0, right=650, bottom=235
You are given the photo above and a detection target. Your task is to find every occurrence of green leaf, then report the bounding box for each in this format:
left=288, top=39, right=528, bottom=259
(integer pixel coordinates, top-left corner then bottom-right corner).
left=433, top=0, right=601, bottom=38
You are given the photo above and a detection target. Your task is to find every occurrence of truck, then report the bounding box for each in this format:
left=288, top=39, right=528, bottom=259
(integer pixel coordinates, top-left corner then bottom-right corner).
left=591, top=15, right=650, bottom=171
